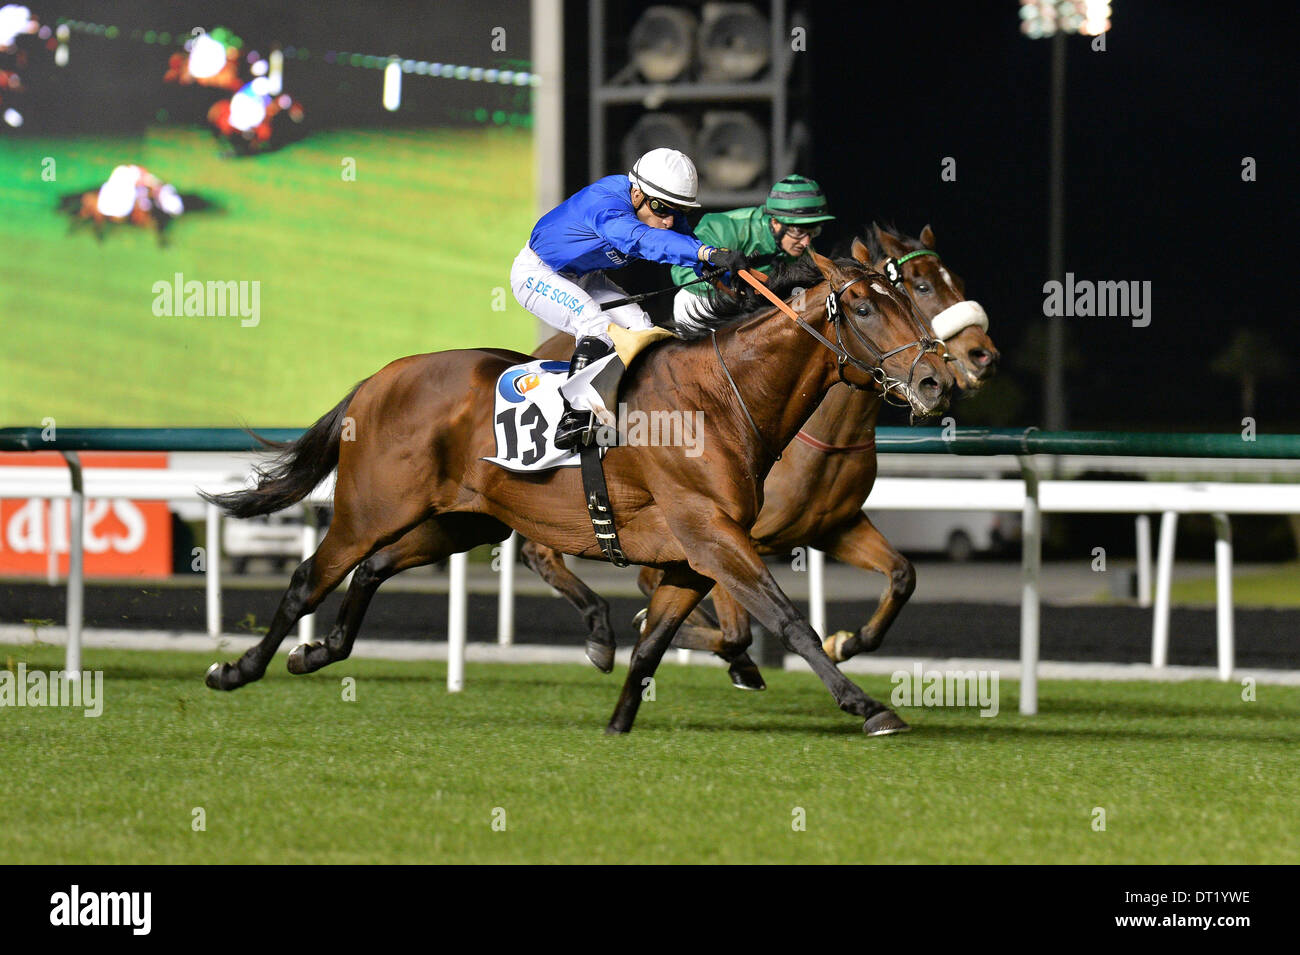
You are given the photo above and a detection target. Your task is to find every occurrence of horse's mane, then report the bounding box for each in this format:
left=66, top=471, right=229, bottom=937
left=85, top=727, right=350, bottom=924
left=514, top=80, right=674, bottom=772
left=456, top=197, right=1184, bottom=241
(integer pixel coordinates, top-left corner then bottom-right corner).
left=672, top=253, right=870, bottom=340
left=856, top=222, right=924, bottom=264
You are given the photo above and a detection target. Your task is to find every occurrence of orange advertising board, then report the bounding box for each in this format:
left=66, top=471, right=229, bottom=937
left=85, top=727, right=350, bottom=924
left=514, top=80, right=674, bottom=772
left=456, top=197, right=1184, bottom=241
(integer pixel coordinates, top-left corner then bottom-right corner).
left=0, top=452, right=173, bottom=577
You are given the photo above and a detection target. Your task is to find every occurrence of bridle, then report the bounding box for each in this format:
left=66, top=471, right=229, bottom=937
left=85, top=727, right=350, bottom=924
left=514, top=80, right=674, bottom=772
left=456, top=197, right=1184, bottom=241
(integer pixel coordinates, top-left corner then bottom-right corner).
left=711, top=263, right=943, bottom=462
left=801, top=269, right=944, bottom=406
left=883, top=248, right=940, bottom=288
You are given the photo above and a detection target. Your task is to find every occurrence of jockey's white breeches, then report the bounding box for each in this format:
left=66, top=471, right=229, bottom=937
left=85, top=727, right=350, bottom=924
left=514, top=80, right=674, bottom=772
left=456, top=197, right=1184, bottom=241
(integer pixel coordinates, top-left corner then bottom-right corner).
left=510, top=245, right=653, bottom=345
left=96, top=178, right=137, bottom=218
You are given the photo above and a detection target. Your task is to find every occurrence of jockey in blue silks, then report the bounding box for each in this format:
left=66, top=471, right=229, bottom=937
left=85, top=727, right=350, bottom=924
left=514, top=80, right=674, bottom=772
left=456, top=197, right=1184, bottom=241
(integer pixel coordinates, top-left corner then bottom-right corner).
left=510, top=147, right=749, bottom=450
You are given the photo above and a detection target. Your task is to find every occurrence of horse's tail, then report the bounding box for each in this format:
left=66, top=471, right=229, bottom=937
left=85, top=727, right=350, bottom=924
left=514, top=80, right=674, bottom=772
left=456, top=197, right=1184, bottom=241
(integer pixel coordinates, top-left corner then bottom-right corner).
left=199, top=380, right=366, bottom=519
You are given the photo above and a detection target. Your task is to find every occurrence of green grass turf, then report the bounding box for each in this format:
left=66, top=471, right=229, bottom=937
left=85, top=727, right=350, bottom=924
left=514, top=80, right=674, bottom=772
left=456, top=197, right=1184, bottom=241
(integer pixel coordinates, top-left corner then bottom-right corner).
left=2, top=645, right=1297, bottom=864
left=1167, top=561, right=1300, bottom=608
left=0, top=125, right=537, bottom=426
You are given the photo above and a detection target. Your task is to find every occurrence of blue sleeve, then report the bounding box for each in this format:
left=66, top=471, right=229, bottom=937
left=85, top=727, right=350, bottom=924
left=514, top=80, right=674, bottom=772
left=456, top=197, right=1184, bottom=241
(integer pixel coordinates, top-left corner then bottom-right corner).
left=592, top=207, right=704, bottom=268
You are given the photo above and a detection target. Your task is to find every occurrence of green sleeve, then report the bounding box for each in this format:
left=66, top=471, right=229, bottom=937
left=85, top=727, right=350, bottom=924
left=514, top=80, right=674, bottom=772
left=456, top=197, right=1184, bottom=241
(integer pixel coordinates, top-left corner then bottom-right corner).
left=670, top=212, right=751, bottom=295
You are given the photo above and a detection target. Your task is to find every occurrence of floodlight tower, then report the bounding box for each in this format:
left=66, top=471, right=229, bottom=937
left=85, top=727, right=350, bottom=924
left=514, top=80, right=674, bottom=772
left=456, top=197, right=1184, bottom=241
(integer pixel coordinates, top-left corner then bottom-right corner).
left=1020, top=1, right=1112, bottom=433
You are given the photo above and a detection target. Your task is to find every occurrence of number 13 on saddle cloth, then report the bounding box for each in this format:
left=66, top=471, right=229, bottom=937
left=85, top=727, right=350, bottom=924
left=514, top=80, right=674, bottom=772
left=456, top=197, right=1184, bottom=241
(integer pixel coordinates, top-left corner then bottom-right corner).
left=484, top=324, right=674, bottom=472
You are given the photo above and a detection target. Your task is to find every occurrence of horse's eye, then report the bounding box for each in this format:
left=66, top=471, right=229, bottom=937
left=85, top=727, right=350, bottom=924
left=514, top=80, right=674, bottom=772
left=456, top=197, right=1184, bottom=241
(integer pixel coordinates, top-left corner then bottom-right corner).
left=914, top=283, right=932, bottom=294
left=855, top=304, right=869, bottom=316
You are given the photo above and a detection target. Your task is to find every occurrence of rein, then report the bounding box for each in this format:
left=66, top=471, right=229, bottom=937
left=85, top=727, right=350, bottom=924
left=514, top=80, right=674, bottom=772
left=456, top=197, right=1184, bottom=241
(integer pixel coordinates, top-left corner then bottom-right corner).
left=707, top=265, right=939, bottom=463
left=736, top=268, right=941, bottom=402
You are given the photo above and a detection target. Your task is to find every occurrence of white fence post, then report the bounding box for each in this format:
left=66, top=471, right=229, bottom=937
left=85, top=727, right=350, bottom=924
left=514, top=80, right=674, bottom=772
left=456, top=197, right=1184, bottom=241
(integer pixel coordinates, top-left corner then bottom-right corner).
left=1152, top=510, right=1178, bottom=668
left=1018, top=457, right=1040, bottom=716
left=1135, top=514, right=1152, bottom=607
left=206, top=502, right=222, bottom=639
left=62, top=453, right=84, bottom=680
left=498, top=531, right=516, bottom=646
left=1212, top=513, right=1234, bottom=681
left=809, top=546, right=826, bottom=638
left=447, top=551, right=467, bottom=692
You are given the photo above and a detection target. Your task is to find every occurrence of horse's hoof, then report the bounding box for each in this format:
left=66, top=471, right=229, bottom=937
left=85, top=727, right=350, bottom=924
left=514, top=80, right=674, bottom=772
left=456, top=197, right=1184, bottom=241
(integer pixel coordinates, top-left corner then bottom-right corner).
left=728, top=656, right=767, bottom=691
left=286, top=643, right=311, bottom=675
left=823, top=631, right=852, bottom=662
left=632, top=607, right=648, bottom=635
left=603, top=723, right=629, bottom=736
left=205, top=662, right=238, bottom=691
left=586, top=640, right=615, bottom=674
left=863, top=710, right=911, bottom=737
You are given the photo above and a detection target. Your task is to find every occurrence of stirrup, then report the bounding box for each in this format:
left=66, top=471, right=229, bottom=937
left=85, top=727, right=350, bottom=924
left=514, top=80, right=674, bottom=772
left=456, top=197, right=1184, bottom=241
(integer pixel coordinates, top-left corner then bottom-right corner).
left=554, top=405, right=594, bottom=451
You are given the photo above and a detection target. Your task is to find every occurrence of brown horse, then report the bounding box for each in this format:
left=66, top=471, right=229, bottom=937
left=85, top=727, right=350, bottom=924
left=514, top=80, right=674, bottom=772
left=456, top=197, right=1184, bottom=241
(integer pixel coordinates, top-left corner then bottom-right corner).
left=526, top=224, right=1001, bottom=685
left=59, top=184, right=207, bottom=246
left=200, top=251, right=954, bottom=735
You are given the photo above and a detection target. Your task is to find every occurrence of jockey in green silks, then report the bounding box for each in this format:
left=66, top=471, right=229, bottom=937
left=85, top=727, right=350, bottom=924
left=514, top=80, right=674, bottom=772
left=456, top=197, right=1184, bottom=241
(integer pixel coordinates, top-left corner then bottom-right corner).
left=669, top=174, right=835, bottom=333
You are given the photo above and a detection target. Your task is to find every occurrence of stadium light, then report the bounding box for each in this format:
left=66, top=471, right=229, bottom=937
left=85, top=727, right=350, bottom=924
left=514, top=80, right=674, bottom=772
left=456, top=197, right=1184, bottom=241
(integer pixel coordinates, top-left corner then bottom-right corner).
left=697, top=3, right=768, bottom=82
left=628, top=6, right=696, bottom=82
left=1021, top=1, right=1113, bottom=434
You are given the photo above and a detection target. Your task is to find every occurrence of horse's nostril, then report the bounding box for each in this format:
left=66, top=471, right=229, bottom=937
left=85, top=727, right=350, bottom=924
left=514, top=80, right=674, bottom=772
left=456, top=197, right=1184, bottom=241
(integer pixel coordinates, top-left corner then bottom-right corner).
left=919, top=376, right=942, bottom=397
left=971, top=349, right=991, bottom=366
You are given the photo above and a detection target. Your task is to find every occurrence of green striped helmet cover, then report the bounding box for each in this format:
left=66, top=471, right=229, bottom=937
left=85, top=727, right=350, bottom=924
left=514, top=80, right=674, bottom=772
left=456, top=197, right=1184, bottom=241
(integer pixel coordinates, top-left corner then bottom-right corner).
left=764, top=175, right=834, bottom=224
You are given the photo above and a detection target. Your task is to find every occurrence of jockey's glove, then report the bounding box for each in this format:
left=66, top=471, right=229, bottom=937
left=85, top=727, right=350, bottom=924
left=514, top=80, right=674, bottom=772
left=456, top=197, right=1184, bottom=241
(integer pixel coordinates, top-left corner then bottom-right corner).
left=705, top=247, right=751, bottom=276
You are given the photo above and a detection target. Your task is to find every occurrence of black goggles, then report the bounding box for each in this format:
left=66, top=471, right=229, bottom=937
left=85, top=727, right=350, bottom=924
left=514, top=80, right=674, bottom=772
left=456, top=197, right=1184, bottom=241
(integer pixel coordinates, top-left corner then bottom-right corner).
left=645, top=196, right=687, bottom=218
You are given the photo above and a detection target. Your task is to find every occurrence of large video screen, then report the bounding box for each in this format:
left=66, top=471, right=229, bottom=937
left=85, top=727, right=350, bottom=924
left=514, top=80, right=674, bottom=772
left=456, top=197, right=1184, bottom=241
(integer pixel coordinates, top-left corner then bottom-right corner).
left=0, top=0, right=537, bottom=426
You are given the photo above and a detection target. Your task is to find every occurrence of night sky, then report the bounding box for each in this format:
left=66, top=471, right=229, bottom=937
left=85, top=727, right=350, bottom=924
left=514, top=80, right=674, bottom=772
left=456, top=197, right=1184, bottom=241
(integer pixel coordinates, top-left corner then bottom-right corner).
left=801, top=2, right=1296, bottom=432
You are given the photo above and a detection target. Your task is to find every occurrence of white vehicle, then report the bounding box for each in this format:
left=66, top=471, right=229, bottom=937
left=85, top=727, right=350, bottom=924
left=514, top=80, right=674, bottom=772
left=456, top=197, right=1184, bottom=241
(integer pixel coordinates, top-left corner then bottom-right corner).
left=865, top=509, right=1020, bottom=561
left=221, top=508, right=329, bottom=574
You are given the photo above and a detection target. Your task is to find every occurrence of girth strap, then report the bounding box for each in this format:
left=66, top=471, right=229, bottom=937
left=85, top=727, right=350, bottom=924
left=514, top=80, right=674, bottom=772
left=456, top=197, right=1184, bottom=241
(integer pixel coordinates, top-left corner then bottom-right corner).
left=580, top=443, right=628, bottom=567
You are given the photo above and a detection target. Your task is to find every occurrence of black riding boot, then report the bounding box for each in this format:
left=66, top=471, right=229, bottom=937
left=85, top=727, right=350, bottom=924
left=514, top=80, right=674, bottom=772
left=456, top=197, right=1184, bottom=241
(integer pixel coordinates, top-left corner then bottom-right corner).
left=554, top=336, right=615, bottom=451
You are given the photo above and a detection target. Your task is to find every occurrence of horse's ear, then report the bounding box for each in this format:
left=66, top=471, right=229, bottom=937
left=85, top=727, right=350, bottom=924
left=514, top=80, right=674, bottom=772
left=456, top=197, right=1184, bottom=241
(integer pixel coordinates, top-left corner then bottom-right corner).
left=920, top=224, right=936, bottom=249
left=874, top=225, right=908, bottom=258
left=810, top=249, right=846, bottom=285
left=850, top=236, right=872, bottom=265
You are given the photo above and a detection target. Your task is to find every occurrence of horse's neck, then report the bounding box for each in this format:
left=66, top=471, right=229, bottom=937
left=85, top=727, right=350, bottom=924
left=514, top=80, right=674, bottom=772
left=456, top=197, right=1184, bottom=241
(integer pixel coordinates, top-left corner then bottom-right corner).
left=713, top=308, right=840, bottom=457
left=800, top=384, right=883, bottom=445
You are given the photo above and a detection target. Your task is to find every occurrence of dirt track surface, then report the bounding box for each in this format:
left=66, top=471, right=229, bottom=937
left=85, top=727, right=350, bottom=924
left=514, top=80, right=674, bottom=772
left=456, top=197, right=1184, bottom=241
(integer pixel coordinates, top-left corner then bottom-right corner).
left=2, top=581, right=1295, bottom=670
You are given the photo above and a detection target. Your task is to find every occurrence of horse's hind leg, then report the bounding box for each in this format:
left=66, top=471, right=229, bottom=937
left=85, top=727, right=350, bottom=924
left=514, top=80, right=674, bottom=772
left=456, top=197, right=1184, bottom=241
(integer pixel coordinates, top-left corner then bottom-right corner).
left=520, top=539, right=617, bottom=673
left=288, top=514, right=508, bottom=675
left=606, top=564, right=714, bottom=735
left=815, top=514, right=915, bottom=662
left=635, top=585, right=765, bottom=690
left=206, top=500, right=434, bottom=690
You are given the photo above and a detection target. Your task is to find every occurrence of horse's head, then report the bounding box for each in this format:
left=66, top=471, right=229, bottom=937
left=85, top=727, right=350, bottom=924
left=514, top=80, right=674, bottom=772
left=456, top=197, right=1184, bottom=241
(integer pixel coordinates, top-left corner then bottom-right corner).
left=807, top=249, right=953, bottom=418
left=861, top=224, right=1000, bottom=391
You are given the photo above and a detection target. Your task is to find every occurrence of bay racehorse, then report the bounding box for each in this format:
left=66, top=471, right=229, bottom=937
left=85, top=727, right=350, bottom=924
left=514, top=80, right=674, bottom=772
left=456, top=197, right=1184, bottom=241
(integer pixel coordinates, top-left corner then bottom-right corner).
left=526, top=224, right=1001, bottom=686
left=200, top=251, right=953, bottom=735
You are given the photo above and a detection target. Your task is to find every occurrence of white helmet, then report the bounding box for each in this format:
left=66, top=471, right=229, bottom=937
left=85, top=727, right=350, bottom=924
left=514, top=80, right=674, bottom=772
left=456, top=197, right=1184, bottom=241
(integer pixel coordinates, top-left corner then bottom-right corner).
left=629, top=147, right=701, bottom=208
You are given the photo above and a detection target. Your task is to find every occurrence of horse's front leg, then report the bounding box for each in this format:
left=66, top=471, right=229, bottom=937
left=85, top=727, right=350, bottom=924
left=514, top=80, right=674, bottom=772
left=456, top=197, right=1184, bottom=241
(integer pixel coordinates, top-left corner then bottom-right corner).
left=606, top=565, right=713, bottom=734
left=520, top=539, right=618, bottom=672
left=668, top=501, right=908, bottom=735
left=815, top=513, right=915, bottom=661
